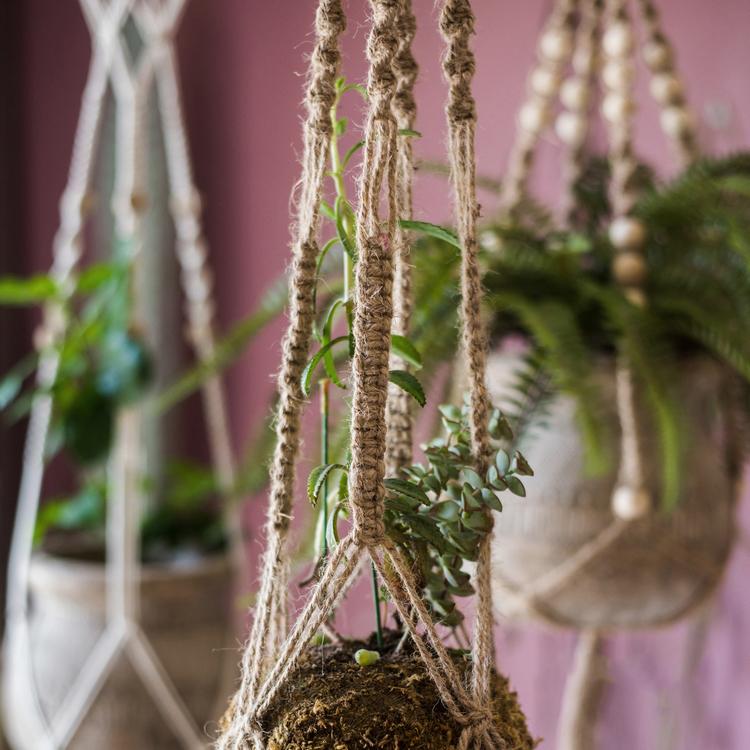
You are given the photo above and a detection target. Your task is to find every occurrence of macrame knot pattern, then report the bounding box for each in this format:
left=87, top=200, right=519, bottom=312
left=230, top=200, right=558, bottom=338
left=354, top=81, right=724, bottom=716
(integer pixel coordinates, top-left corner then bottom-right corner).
left=440, top=0, right=477, bottom=123
left=392, top=3, right=418, bottom=118
left=350, top=233, right=394, bottom=548
left=367, top=1, right=400, bottom=120
left=307, top=0, right=347, bottom=134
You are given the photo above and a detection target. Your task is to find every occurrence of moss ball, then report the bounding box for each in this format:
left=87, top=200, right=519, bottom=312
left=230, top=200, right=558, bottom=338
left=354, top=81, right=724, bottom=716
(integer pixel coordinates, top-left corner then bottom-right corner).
left=254, top=634, right=536, bottom=750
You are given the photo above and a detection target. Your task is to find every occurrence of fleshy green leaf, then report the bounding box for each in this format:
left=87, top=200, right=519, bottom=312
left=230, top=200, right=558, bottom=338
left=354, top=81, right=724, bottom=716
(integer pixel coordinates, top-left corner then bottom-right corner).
left=432, top=500, right=461, bottom=522
left=495, top=450, right=510, bottom=475
left=384, top=478, right=429, bottom=505
left=480, top=488, right=503, bottom=512
left=354, top=649, right=380, bottom=666
left=321, top=298, right=348, bottom=389
left=506, top=475, right=526, bottom=497
left=398, top=129, right=422, bottom=138
left=513, top=450, right=534, bottom=476
left=388, top=369, right=426, bottom=407
left=342, top=140, right=365, bottom=170
left=320, top=200, right=336, bottom=221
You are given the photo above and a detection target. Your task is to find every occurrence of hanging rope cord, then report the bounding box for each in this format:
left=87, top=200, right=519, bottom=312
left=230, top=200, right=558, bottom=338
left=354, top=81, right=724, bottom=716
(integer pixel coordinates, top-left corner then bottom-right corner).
left=219, top=2, right=508, bottom=749
left=385, top=0, right=418, bottom=476
left=228, top=0, right=348, bottom=721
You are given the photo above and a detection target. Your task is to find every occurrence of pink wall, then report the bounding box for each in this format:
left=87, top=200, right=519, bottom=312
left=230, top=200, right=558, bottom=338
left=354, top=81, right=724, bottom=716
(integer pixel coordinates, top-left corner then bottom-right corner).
left=15, top=1, right=750, bottom=748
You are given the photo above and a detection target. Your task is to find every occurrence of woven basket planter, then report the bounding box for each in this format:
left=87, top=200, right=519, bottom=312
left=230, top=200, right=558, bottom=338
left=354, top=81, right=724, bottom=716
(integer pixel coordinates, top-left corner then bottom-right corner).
left=488, top=350, right=739, bottom=629
left=2, top=551, right=233, bottom=749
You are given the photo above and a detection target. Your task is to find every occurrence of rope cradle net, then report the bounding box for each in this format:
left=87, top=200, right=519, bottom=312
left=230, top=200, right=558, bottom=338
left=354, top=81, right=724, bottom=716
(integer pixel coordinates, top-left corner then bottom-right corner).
left=487, top=0, right=739, bottom=747
left=3, top=0, right=238, bottom=747
left=218, top=0, right=514, bottom=748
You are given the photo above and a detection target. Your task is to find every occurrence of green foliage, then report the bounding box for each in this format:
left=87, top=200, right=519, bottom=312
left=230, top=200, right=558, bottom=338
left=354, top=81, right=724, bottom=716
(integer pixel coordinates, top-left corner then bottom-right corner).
left=315, top=402, right=531, bottom=628
left=34, top=459, right=226, bottom=560
left=1, top=248, right=230, bottom=554
left=404, top=152, right=750, bottom=507
left=0, top=256, right=153, bottom=466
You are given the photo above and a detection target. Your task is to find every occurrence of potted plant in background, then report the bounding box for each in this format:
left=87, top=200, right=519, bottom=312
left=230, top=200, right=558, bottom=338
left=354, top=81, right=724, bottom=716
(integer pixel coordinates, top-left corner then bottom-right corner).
left=1, top=3, right=239, bottom=747
left=215, top=0, right=543, bottom=739
left=0, top=246, right=235, bottom=749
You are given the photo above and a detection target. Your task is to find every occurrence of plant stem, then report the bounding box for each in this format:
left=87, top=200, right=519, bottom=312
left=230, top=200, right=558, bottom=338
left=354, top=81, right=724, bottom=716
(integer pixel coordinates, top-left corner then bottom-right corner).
left=320, top=378, right=330, bottom=558
left=371, top=562, right=384, bottom=648
left=329, top=88, right=355, bottom=302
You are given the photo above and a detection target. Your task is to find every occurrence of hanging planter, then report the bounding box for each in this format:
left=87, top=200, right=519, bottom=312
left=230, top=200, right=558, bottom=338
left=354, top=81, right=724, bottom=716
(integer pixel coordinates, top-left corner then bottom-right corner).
left=216, top=1, right=536, bottom=748
left=486, top=350, right=738, bottom=628
left=1, top=2, right=240, bottom=748
left=482, top=0, right=749, bottom=633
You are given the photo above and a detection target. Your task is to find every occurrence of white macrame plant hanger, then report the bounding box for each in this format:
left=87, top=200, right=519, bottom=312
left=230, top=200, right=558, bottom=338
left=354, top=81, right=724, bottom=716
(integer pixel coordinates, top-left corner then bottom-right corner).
left=3, top=1, right=238, bottom=748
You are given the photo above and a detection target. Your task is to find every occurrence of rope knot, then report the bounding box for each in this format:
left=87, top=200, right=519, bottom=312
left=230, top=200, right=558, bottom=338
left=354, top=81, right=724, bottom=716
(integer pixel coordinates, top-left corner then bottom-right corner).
left=315, top=0, right=346, bottom=38
left=440, top=0, right=476, bottom=37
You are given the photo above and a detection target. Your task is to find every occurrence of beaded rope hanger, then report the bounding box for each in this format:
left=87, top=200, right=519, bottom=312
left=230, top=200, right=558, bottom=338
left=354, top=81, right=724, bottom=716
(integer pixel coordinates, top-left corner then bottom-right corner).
left=217, top=1, right=510, bottom=749
left=492, top=1, right=711, bottom=748
left=491, top=0, right=705, bottom=624
left=3, top=1, right=237, bottom=747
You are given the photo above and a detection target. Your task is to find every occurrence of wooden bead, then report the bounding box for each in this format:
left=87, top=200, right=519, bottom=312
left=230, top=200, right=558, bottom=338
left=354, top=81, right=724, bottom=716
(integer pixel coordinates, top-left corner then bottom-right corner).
left=610, top=216, right=646, bottom=249
left=650, top=73, right=682, bottom=104
left=643, top=40, right=671, bottom=71
left=613, top=251, right=648, bottom=286
left=602, top=22, right=633, bottom=58
left=529, top=66, right=560, bottom=98
left=602, top=60, right=634, bottom=91
left=518, top=100, right=550, bottom=135
left=612, top=485, right=651, bottom=520
left=560, top=78, right=589, bottom=111
left=540, top=27, right=573, bottom=62
left=555, top=111, right=587, bottom=146
left=660, top=106, right=692, bottom=138
left=602, top=92, right=634, bottom=123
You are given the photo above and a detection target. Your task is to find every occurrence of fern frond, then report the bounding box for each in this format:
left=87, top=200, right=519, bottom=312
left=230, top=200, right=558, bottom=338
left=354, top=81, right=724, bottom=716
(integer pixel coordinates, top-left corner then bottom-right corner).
left=488, top=293, right=611, bottom=473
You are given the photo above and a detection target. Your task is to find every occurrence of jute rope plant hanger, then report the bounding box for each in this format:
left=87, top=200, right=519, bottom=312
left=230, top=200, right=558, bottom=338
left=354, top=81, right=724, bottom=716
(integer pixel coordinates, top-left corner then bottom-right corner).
left=218, top=1, right=527, bottom=749
left=3, top=1, right=238, bottom=748
left=485, top=0, right=740, bottom=747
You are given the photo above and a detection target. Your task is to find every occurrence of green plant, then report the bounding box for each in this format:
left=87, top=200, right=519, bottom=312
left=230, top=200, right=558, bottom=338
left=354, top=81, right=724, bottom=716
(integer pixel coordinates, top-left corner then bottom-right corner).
left=282, top=77, right=533, bottom=645
left=309, top=400, right=531, bottom=633
left=405, top=152, right=750, bottom=506
left=0, top=243, right=227, bottom=558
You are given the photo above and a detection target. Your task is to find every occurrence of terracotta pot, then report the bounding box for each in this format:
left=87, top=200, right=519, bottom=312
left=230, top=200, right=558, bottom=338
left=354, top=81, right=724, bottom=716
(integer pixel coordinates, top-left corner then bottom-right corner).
left=488, top=351, right=739, bottom=629
left=2, top=552, right=234, bottom=749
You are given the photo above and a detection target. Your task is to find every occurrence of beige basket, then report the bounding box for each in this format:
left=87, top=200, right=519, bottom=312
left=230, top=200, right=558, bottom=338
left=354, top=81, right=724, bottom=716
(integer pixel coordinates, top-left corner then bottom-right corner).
left=488, top=351, right=738, bottom=629
left=2, top=552, right=233, bottom=749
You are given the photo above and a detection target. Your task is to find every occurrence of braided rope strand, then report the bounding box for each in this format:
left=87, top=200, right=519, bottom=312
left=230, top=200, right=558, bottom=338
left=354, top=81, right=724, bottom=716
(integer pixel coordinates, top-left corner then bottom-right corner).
left=348, top=0, right=400, bottom=545
left=222, top=0, right=346, bottom=734
left=440, top=2, right=500, bottom=747
left=385, top=0, right=418, bottom=475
